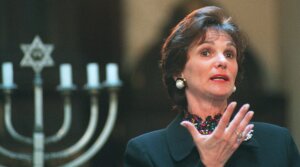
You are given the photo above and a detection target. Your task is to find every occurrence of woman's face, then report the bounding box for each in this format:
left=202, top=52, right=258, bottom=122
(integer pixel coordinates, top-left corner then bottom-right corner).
left=182, top=28, right=238, bottom=100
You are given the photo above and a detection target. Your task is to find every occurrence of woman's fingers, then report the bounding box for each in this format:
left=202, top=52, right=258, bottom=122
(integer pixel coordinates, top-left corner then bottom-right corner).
left=213, top=102, right=237, bottom=136
left=242, top=124, right=254, bottom=140
left=233, top=124, right=254, bottom=148
left=213, top=102, right=254, bottom=148
left=226, top=104, right=250, bottom=137
left=234, top=111, right=254, bottom=140
left=230, top=110, right=254, bottom=148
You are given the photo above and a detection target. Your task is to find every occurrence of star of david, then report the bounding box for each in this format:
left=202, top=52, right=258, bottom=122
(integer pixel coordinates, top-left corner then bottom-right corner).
left=20, top=35, right=54, bottom=73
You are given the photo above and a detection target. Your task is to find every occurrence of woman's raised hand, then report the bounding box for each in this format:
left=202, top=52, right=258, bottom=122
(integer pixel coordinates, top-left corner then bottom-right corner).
left=180, top=102, right=254, bottom=167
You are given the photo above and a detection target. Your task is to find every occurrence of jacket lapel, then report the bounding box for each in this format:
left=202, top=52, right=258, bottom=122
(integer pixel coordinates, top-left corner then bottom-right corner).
left=166, top=113, right=195, bottom=161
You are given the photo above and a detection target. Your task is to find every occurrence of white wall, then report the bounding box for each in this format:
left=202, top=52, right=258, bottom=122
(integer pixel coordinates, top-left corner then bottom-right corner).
left=122, top=0, right=182, bottom=72
left=280, top=0, right=300, bottom=147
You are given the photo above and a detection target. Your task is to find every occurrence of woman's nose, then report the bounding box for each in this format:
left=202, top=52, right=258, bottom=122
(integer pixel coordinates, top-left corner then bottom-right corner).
left=215, top=54, right=227, bottom=69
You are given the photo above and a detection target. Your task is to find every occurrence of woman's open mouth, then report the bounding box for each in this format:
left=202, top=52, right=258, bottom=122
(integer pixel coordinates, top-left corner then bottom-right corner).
left=210, top=74, right=229, bottom=81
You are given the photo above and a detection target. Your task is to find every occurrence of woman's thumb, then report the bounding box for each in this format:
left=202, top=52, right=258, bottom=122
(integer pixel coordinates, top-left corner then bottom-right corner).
left=180, top=121, right=200, bottom=139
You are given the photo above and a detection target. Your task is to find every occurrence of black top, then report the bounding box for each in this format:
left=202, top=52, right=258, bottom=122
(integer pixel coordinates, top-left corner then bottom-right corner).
left=124, top=113, right=300, bottom=167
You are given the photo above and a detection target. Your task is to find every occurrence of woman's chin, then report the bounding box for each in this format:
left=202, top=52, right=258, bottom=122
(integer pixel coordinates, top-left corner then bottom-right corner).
left=208, top=90, right=232, bottom=99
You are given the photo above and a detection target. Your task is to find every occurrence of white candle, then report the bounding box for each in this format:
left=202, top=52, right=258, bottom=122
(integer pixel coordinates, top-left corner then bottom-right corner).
left=2, top=62, right=14, bottom=86
left=87, top=63, right=100, bottom=86
left=106, top=63, right=120, bottom=85
left=59, top=64, right=72, bottom=87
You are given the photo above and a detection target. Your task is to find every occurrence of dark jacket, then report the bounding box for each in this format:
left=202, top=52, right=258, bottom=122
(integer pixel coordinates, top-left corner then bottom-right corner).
left=124, top=113, right=300, bottom=167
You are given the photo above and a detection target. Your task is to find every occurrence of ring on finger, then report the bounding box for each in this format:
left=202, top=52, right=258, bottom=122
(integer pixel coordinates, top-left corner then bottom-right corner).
left=235, top=130, right=243, bottom=140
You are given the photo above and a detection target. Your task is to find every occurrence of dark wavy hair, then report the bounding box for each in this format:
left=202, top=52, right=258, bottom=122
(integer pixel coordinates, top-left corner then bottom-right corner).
left=160, top=6, right=246, bottom=110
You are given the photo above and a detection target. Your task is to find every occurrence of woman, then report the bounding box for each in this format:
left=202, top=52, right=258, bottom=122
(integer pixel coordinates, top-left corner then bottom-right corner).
left=124, top=6, right=300, bottom=167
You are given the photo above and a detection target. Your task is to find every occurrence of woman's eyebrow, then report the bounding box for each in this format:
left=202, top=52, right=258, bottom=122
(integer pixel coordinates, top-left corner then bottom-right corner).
left=201, top=40, right=214, bottom=44
left=199, top=41, right=236, bottom=47
left=226, top=42, right=236, bottom=47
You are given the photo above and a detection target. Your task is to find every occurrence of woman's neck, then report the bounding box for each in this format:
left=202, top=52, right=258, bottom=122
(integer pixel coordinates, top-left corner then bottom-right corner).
left=186, top=94, right=227, bottom=120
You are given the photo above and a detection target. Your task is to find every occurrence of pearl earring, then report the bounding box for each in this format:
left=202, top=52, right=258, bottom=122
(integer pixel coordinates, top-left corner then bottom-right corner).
left=175, top=78, right=186, bottom=89
left=233, top=86, right=236, bottom=93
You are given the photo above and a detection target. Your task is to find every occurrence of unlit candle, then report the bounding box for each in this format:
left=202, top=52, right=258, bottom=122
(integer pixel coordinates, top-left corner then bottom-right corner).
left=106, top=63, right=120, bottom=85
left=60, top=64, right=72, bottom=87
left=2, top=62, right=14, bottom=86
left=87, top=63, right=100, bottom=87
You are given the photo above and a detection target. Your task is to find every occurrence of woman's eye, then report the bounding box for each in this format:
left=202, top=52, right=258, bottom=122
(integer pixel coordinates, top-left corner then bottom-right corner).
left=225, top=51, right=235, bottom=59
left=200, top=49, right=210, bottom=57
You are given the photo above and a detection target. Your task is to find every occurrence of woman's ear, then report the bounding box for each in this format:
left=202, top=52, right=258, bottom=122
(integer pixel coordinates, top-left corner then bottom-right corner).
left=173, top=75, right=178, bottom=81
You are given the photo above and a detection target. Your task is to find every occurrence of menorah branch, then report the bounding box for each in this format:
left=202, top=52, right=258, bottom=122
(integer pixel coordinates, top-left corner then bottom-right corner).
left=61, top=89, right=119, bottom=167
left=0, top=145, right=31, bottom=161
left=45, top=95, right=72, bottom=144
left=45, top=94, right=99, bottom=160
left=4, top=92, right=32, bottom=144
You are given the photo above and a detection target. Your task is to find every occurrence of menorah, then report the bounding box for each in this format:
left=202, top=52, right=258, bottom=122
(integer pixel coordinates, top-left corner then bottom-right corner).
left=0, top=36, right=122, bottom=167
